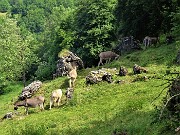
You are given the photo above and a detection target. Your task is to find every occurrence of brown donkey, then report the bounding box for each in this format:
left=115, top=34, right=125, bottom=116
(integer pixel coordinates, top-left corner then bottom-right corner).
left=14, top=96, right=45, bottom=115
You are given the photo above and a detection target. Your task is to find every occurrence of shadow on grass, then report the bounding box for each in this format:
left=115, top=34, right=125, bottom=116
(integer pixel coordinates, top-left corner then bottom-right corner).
left=60, top=78, right=69, bottom=89
left=56, top=109, right=174, bottom=135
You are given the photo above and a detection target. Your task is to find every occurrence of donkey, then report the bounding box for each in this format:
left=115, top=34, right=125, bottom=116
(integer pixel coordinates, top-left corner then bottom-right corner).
left=49, top=89, right=62, bottom=109
left=14, top=95, right=45, bottom=115
left=143, top=36, right=159, bottom=48
left=63, top=60, right=77, bottom=88
left=98, top=51, right=119, bottom=67
left=65, top=87, right=74, bottom=100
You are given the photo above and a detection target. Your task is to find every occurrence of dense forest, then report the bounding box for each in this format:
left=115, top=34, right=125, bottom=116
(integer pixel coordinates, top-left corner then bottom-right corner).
left=0, top=0, right=179, bottom=91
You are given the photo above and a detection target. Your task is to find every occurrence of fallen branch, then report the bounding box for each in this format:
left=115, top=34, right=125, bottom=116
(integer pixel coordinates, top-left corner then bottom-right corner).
left=151, top=85, right=170, bottom=104
left=159, top=93, right=180, bottom=120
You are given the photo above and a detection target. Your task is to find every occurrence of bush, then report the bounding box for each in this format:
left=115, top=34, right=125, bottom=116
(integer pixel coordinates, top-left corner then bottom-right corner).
left=0, top=0, right=10, bottom=13
left=35, top=61, right=55, bottom=80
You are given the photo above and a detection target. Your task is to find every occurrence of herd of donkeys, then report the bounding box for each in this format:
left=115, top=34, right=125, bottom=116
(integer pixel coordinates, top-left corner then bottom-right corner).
left=1, top=58, right=148, bottom=121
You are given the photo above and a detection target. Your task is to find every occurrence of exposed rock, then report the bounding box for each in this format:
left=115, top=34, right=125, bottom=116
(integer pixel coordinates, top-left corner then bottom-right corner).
left=19, top=80, right=42, bottom=100
left=86, top=68, right=115, bottom=85
left=133, top=64, right=148, bottom=74
left=113, top=36, right=142, bottom=55
left=119, top=66, right=128, bottom=76
left=53, top=51, right=83, bottom=79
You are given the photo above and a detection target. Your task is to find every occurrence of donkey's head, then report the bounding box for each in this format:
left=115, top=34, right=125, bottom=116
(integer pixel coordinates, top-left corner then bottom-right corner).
left=65, top=88, right=74, bottom=99
left=13, top=99, right=26, bottom=110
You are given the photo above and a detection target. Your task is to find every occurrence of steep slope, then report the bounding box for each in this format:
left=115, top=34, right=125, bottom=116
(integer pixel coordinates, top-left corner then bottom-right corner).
left=0, top=42, right=179, bottom=135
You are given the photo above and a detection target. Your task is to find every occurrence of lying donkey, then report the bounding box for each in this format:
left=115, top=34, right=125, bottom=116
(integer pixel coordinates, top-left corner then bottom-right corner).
left=14, top=95, right=45, bottom=115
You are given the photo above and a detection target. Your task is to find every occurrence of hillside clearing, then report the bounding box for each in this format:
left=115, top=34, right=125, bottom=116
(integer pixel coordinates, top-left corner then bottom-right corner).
left=0, top=42, right=180, bottom=135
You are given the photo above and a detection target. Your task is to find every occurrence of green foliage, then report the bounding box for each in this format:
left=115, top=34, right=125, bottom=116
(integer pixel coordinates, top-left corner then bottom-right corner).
left=171, top=7, right=180, bottom=40
left=115, top=0, right=179, bottom=39
left=53, top=6, right=76, bottom=50
left=9, top=0, right=26, bottom=15
left=35, top=5, right=75, bottom=80
left=0, top=17, right=23, bottom=82
left=35, top=61, right=55, bottom=80
left=20, top=7, right=45, bottom=33
left=0, top=16, right=38, bottom=90
left=0, top=0, right=10, bottom=13
left=0, top=1, right=179, bottom=134
left=73, top=0, right=116, bottom=66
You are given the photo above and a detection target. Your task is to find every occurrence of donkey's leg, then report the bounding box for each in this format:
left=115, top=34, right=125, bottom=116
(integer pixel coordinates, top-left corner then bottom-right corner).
left=98, top=58, right=103, bottom=67
left=69, top=79, right=72, bottom=88
left=49, top=99, right=53, bottom=109
left=149, top=39, right=151, bottom=47
left=107, top=58, right=111, bottom=63
left=25, top=107, right=28, bottom=115
left=72, top=78, right=76, bottom=87
left=40, top=103, right=44, bottom=110
left=57, top=98, right=60, bottom=107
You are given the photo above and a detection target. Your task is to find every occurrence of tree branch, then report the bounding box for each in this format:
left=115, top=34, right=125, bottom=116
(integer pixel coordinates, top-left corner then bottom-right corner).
left=159, top=93, right=180, bottom=120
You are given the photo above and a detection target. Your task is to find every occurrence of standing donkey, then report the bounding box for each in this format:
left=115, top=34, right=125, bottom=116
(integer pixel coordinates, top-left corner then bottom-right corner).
left=14, top=95, right=45, bottom=115
left=98, top=51, right=119, bottom=67
left=143, top=36, right=159, bottom=49
left=63, top=60, right=77, bottom=88
left=49, top=89, right=62, bottom=109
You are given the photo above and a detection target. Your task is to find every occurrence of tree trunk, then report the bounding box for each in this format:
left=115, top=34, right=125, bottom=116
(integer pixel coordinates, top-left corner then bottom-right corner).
left=23, top=71, right=26, bottom=87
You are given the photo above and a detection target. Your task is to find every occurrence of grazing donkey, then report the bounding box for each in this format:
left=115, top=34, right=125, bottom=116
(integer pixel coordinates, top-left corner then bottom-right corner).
left=143, top=36, right=159, bottom=48
left=63, top=60, right=77, bottom=88
left=98, top=51, right=119, bottom=67
left=65, top=87, right=74, bottom=100
left=49, top=89, right=62, bottom=109
left=14, top=96, right=45, bottom=115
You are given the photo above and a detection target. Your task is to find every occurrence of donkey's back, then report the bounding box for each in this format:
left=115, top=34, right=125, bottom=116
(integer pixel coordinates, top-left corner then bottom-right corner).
left=26, top=96, right=45, bottom=108
left=14, top=95, right=45, bottom=115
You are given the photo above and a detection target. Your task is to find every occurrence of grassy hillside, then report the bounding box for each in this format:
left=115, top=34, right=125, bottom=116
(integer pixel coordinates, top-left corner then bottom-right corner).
left=0, top=42, right=180, bottom=135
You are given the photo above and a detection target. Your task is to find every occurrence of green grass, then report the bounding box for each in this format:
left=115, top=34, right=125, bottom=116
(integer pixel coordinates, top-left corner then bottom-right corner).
left=0, top=42, right=180, bottom=135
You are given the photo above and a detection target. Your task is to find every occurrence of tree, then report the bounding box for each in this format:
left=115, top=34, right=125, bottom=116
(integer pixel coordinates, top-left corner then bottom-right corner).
left=0, top=17, right=23, bottom=83
left=35, top=6, right=75, bottom=80
left=0, top=16, right=38, bottom=90
left=0, top=0, right=10, bottom=13
left=9, top=0, right=26, bottom=16
left=73, top=0, right=116, bottom=66
left=21, top=7, right=45, bottom=33
left=17, top=33, right=39, bottom=86
left=171, top=6, right=180, bottom=40
left=114, top=0, right=179, bottom=40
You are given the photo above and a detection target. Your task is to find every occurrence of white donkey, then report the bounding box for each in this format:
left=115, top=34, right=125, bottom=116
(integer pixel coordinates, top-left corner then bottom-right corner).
left=49, top=89, right=62, bottom=109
